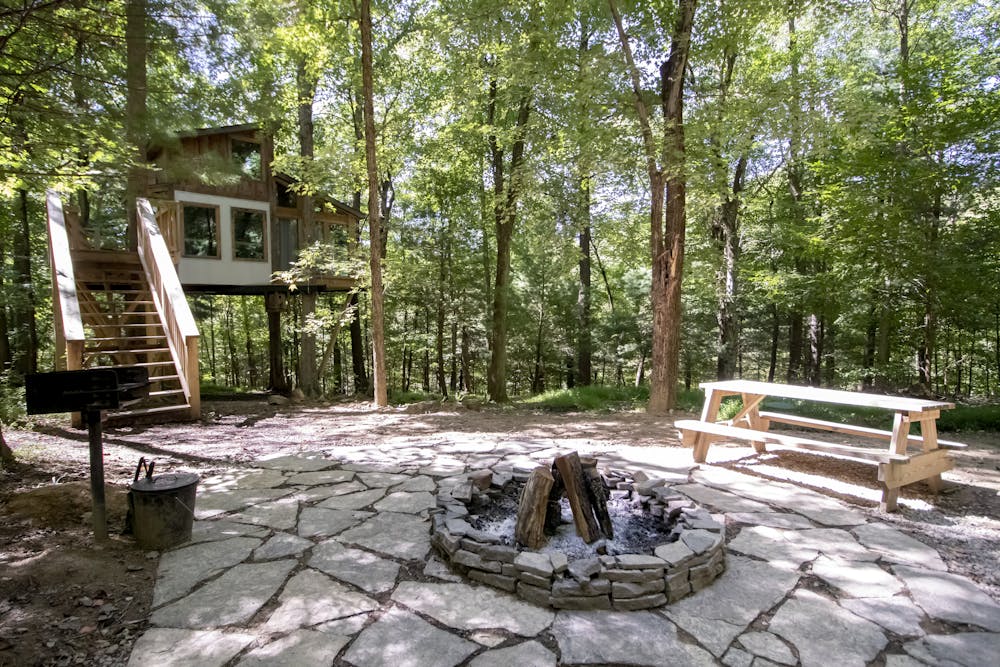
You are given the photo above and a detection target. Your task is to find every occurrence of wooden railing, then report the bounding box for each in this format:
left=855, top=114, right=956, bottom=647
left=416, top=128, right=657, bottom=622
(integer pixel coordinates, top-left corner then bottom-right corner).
left=46, top=191, right=85, bottom=372
left=151, top=199, right=182, bottom=263
left=136, top=198, right=200, bottom=419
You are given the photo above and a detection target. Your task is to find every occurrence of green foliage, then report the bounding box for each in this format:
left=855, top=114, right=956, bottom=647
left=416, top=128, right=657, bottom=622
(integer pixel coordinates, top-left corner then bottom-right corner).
left=519, top=385, right=650, bottom=412
left=0, top=373, right=27, bottom=426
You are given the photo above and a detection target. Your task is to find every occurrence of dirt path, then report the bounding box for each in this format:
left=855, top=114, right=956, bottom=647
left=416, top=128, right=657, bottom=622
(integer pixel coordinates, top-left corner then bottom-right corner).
left=1, top=399, right=998, bottom=665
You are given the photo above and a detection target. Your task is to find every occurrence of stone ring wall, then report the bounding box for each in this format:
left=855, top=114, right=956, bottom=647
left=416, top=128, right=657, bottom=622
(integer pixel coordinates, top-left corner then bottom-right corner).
left=430, top=470, right=727, bottom=611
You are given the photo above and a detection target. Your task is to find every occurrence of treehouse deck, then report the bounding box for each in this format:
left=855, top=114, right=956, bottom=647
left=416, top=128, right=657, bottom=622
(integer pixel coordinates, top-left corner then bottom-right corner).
left=47, top=193, right=200, bottom=425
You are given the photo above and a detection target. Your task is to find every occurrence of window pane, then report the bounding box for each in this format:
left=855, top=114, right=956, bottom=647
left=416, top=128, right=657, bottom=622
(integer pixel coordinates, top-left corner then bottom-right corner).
left=277, top=218, right=299, bottom=270
left=183, top=205, right=218, bottom=257
left=233, top=209, right=266, bottom=260
left=231, top=139, right=261, bottom=180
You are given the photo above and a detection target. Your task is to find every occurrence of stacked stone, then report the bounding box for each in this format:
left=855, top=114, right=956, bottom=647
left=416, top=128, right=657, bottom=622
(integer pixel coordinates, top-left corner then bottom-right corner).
left=430, top=467, right=727, bottom=610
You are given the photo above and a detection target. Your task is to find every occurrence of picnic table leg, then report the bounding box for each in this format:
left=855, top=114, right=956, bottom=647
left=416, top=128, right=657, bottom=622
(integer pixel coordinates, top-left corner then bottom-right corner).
left=916, top=413, right=943, bottom=493
left=880, top=412, right=912, bottom=512
left=691, top=388, right=725, bottom=463
left=740, top=393, right=768, bottom=454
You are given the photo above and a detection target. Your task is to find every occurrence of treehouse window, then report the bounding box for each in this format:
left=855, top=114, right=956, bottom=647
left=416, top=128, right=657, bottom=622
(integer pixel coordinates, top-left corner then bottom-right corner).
left=231, top=139, right=261, bottom=180
left=276, top=181, right=297, bottom=208
left=232, top=208, right=267, bottom=261
left=182, top=204, right=220, bottom=258
left=276, top=218, right=299, bottom=271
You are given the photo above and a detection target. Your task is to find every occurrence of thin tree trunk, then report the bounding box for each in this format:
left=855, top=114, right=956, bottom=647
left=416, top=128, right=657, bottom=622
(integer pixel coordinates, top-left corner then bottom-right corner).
left=241, top=296, right=258, bottom=388
left=460, top=326, right=472, bottom=393
left=807, top=313, right=822, bottom=386
left=266, top=293, right=288, bottom=393
left=768, top=303, right=779, bottom=382
left=125, top=0, right=147, bottom=250
left=296, top=59, right=320, bottom=396
left=359, top=0, right=388, bottom=407
left=788, top=312, right=803, bottom=383
left=13, top=189, right=37, bottom=377
left=578, top=176, right=593, bottom=387
left=0, top=237, right=9, bottom=370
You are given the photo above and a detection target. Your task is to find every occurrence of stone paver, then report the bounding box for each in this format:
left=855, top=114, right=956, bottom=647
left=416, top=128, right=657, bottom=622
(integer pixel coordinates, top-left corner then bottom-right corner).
left=253, top=532, right=312, bottom=561
left=188, top=519, right=269, bottom=543
left=264, top=568, right=378, bottom=633
left=674, top=484, right=773, bottom=513
left=664, top=556, right=800, bottom=656
left=893, top=565, right=1000, bottom=631
left=552, top=610, right=715, bottom=666
left=839, top=596, right=926, bottom=637
left=468, top=641, right=556, bottom=667
left=297, top=507, right=372, bottom=538
left=737, top=631, right=796, bottom=665
left=316, top=488, right=386, bottom=510
left=286, top=469, right=356, bottom=486
left=129, top=444, right=1000, bottom=667
left=254, top=453, right=338, bottom=472
left=237, top=629, right=349, bottom=666
left=338, top=511, right=431, bottom=560
left=726, top=526, right=818, bottom=571
left=854, top=523, right=948, bottom=571
left=151, top=560, right=295, bottom=629
left=374, top=490, right=437, bottom=513
left=153, top=536, right=261, bottom=606
left=769, top=590, right=887, bottom=667
left=692, top=467, right=866, bottom=527
left=194, top=488, right=292, bottom=519
left=127, top=628, right=255, bottom=667
left=228, top=497, right=299, bottom=531
left=392, top=581, right=554, bottom=636
left=903, top=632, right=1000, bottom=667
left=727, top=512, right=813, bottom=530
left=343, top=607, right=478, bottom=667
left=812, top=555, right=903, bottom=598
left=310, top=540, right=400, bottom=593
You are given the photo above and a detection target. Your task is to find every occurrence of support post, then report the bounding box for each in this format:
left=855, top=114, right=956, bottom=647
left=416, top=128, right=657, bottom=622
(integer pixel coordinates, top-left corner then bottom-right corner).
left=85, top=408, right=108, bottom=541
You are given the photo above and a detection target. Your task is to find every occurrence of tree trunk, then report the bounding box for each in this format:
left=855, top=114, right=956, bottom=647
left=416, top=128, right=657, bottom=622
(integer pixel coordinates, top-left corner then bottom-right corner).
left=13, top=189, right=37, bottom=377
left=296, top=59, right=320, bottom=397
left=360, top=0, right=388, bottom=407
left=713, top=151, right=747, bottom=381
left=486, top=76, right=531, bottom=403
left=787, top=312, right=803, bottom=383
left=807, top=313, right=822, bottom=386
left=0, top=424, right=13, bottom=468
left=460, top=326, right=472, bottom=392
left=266, top=293, right=288, bottom=393
left=768, top=303, right=779, bottom=382
left=0, top=237, right=9, bottom=370
left=241, top=296, right=258, bottom=388
left=531, top=305, right=545, bottom=394
left=610, top=0, right=696, bottom=414
left=125, top=0, right=147, bottom=250
left=577, top=176, right=593, bottom=387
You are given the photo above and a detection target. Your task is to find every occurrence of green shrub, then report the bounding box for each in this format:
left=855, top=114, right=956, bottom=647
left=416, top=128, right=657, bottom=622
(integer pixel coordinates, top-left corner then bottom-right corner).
left=0, top=372, right=26, bottom=426
left=389, top=389, right=441, bottom=405
left=520, top=385, right=650, bottom=412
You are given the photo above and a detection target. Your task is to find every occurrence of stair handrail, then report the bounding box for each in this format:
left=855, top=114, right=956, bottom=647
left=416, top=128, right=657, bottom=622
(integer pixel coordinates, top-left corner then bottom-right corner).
left=136, top=198, right=200, bottom=419
left=46, top=191, right=85, bottom=371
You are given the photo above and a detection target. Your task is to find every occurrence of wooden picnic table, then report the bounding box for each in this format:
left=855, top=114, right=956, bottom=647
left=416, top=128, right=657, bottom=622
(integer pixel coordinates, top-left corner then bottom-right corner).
left=675, top=379, right=965, bottom=512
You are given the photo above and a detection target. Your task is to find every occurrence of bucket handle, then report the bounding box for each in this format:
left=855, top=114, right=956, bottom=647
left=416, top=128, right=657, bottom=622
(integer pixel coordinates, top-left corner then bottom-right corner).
left=133, top=457, right=155, bottom=483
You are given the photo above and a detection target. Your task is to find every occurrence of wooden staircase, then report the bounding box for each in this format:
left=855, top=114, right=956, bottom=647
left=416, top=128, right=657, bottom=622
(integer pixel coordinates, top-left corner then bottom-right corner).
left=46, top=193, right=200, bottom=425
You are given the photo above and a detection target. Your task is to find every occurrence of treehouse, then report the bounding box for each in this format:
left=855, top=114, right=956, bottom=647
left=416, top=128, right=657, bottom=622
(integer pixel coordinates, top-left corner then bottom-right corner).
left=45, top=124, right=361, bottom=424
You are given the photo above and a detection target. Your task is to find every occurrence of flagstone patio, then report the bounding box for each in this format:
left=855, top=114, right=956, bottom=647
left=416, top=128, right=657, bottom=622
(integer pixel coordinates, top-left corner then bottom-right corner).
left=127, top=438, right=1000, bottom=667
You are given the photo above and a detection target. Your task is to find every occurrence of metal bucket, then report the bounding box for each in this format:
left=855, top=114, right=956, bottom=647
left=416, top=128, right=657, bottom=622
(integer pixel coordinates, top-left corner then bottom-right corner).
left=129, top=458, right=198, bottom=550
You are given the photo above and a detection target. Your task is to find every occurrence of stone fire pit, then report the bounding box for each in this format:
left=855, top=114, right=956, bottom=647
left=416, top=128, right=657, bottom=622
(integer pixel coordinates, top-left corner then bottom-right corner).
left=430, top=465, right=727, bottom=611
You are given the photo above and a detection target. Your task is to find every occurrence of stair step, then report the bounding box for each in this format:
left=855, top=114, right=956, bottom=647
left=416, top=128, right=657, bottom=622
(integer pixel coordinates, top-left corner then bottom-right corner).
left=107, top=404, right=193, bottom=421
left=85, top=347, right=171, bottom=356
left=149, top=389, right=186, bottom=398
left=87, top=335, right=167, bottom=343
left=91, top=360, right=175, bottom=369
left=148, top=374, right=180, bottom=384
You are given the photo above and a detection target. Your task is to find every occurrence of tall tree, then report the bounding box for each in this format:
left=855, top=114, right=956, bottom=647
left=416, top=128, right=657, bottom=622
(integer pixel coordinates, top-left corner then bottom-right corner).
left=358, top=0, right=388, bottom=407
left=609, top=0, right=697, bottom=412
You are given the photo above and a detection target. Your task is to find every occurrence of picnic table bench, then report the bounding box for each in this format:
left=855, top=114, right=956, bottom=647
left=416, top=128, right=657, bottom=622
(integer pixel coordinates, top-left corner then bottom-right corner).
left=675, top=379, right=966, bottom=512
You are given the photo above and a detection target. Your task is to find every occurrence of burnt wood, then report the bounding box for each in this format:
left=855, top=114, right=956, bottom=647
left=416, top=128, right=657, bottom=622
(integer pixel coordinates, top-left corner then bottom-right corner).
left=554, top=451, right=601, bottom=543
left=515, top=466, right=554, bottom=549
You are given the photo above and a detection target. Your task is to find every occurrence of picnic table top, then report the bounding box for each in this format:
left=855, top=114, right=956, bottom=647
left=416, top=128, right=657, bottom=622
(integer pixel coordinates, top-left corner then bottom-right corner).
left=699, top=379, right=955, bottom=414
